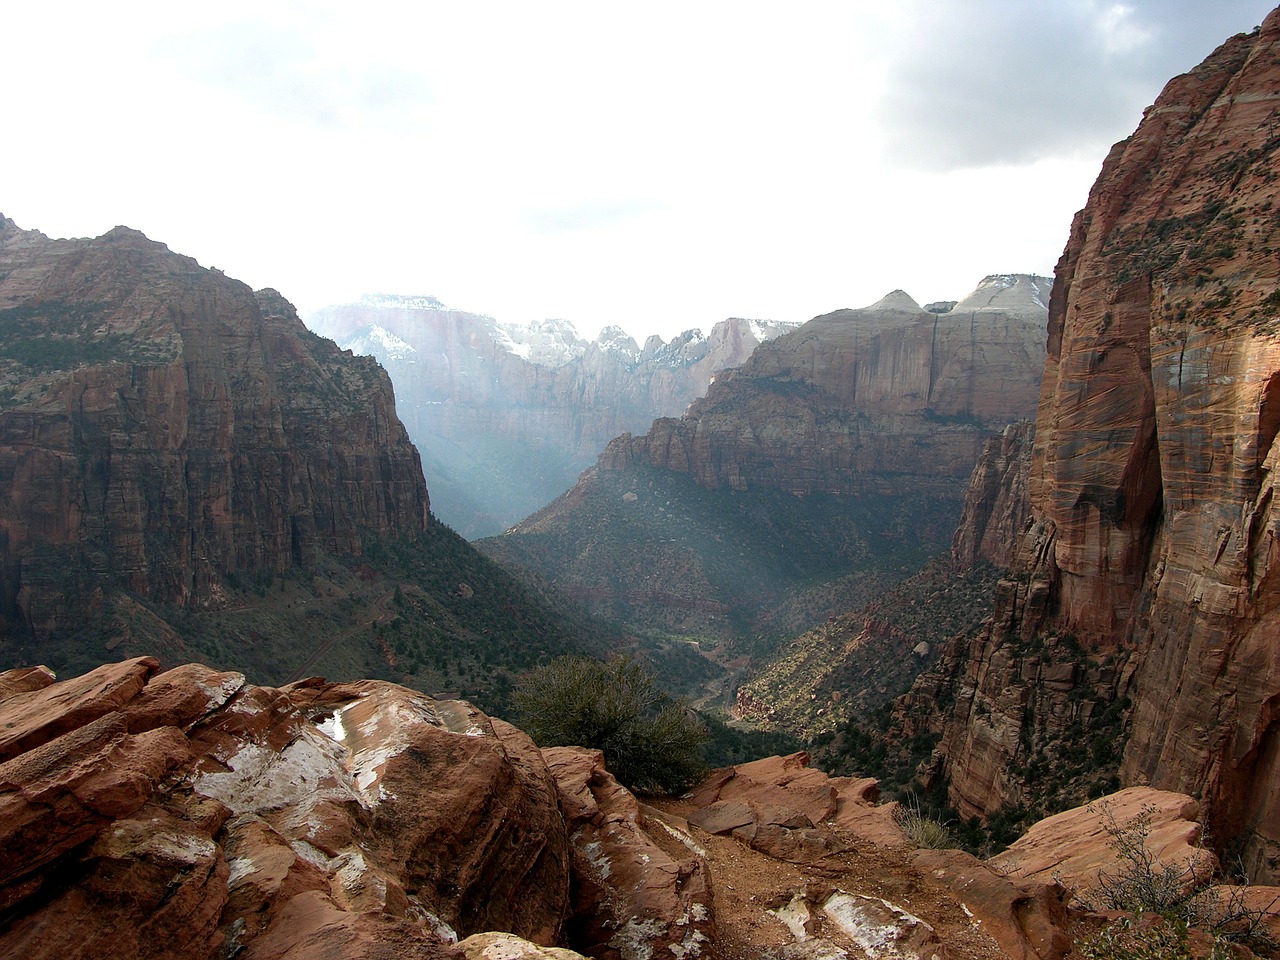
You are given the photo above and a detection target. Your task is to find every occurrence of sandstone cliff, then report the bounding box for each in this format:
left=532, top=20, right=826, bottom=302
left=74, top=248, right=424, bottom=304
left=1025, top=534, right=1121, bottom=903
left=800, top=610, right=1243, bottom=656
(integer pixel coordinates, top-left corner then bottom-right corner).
left=910, top=10, right=1280, bottom=879
left=479, top=276, right=1047, bottom=649
left=0, top=218, right=427, bottom=637
left=307, top=296, right=798, bottom=537
left=600, top=276, right=1050, bottom=498
left=0, top=657, right=1076, bottom=960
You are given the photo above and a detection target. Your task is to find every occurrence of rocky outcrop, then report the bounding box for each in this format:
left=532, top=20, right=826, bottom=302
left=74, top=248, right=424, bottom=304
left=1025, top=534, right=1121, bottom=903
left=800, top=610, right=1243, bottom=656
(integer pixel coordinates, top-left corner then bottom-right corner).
left=685, top=752, right=908, bottom=851
left=988, top=787, right=1215, bottom=898
left=911, top=10, right=1280, bottom=879
left=0, top=219, right=427, bottom=636
left=0, top=658, right=568, bottom=960
left=542, top=747, right=713, bottom=960
left=307, top=296, right=798, bottom=537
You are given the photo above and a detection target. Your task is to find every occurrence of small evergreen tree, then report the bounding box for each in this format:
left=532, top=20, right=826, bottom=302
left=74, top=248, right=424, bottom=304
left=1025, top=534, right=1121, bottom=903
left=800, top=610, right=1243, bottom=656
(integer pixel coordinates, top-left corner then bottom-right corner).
left=515, top=654, right=708, bottom=794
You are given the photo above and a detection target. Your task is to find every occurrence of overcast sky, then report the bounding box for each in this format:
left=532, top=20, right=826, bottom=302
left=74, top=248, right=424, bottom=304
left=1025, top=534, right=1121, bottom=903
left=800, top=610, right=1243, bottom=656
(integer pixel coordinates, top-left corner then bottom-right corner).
left=4, top=2, right=1275, bottom=341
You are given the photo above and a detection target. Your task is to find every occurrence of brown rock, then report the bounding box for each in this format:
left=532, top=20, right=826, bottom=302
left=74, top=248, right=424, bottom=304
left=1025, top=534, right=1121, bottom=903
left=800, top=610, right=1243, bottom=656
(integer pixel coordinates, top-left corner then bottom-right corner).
left=987, top=787, right=1216, bottom=898
left=0, top=655, right=159, bottom=761
left=911, top=10, right=1280, bottom=875
left=0, top=219, right=428, bottom=636
left=543, top=746, right=714, bottom=960
left=0, top=660, right=573, bottom=960
left=912, top=848, right=1071, bottom=960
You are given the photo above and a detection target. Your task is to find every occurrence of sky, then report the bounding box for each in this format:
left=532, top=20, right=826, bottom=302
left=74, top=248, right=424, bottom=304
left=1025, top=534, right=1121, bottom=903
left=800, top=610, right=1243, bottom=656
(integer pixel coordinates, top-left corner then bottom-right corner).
left=3, top=1, right=1276, bottom=342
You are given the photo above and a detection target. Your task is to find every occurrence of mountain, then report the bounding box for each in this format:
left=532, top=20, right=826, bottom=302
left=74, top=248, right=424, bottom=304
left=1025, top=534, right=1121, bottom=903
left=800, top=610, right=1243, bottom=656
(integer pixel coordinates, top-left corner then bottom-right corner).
left=478, top=276, right=1049, bottom=659
left=306, top=296, right=799, bottom=537
left=884, top=10, right=1280, bottom=879
left=0, top=219, right=600, bottom=703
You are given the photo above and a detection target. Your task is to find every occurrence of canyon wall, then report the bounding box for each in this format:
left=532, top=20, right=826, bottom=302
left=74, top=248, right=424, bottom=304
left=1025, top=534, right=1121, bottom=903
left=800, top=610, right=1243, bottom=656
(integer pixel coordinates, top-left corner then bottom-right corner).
left=307, top=298, right=797, bottom=537
left=922, top=10, right=1280, bottom=878
left=599, top=276, right=1049, bottom=499
left=0, top=219, right=428, bottom=635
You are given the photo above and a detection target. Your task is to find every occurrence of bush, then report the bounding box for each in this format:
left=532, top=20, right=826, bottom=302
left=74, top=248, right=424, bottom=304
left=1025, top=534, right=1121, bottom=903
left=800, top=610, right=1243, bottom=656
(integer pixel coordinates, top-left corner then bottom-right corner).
left=1077, top=801, right=1274, bottom=957
left=895, top=794, right=956, bottom=849
left=515, top=655, right=709, bottom=795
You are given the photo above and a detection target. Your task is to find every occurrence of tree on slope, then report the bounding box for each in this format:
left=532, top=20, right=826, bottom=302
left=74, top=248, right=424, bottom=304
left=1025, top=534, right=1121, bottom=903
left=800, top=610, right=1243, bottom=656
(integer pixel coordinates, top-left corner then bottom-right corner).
left=515, top=654, right=708, bottom=794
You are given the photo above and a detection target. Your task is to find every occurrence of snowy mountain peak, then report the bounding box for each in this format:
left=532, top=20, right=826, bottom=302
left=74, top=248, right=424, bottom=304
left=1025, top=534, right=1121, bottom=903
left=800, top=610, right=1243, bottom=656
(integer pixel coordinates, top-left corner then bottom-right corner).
left=494, top=318, right=589, bottom=367
left=951, top=274, right=1053, bottom=315
left=357, top=293, right=450, bottom=311
left=341, top=323, right=418, bottom=362
left=593, top=325, right=641, bottom=358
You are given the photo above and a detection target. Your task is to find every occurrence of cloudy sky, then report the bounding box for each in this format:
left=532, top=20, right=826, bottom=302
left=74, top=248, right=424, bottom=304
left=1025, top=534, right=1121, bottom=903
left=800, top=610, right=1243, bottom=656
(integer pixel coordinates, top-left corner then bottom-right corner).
left=4, top=1, right=1275, bottom=341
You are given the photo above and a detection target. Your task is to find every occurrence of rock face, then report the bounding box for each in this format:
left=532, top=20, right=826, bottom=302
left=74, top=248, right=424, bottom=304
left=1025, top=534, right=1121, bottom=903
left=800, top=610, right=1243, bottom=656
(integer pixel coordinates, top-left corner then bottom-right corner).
left=599, top=277, right=1049, bottom=499
left=0, top=219, right=427, bottom=636
left=0, top=658, right=569, bottom=960
left=911, top=11, right=1280, bottom=879
left=307, top=296, right=799, bottom=538
left=479, top=277, right=1047, bottom=645
left=950, top=421, right=1035, bottom=569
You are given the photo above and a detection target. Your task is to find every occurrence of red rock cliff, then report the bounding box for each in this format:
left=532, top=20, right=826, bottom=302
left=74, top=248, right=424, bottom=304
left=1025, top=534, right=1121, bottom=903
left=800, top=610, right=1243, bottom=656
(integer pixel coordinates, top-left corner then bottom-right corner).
left=928, top=10, right=1280, bottom=878
left=600, top=278, right=1048, bottom=499
left=0, top=220, right=428, bottom=634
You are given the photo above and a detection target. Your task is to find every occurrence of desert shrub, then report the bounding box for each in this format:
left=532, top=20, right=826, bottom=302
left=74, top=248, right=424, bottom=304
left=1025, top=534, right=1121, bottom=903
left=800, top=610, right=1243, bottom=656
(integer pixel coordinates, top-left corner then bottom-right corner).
left=515, top=654, right=708, bottom=794
left=1079, top=917, right=1234, bottom=960
left=895, top=794, right=956, bottom=849
left=1077, top=801, right=1274, bottom=957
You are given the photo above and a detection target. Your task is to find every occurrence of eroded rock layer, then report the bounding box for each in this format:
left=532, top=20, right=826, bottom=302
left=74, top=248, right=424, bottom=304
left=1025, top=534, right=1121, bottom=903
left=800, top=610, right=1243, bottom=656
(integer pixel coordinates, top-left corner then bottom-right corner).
left=920, top=9, right=1280, bottom=879
left=600, top=277, right=1049, bottom=499
left=0, top=219, right=428, bottom=635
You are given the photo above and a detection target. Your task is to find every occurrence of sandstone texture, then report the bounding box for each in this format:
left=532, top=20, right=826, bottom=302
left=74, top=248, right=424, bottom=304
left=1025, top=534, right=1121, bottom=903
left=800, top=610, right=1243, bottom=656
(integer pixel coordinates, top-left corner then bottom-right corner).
left=0, top=657, right=574, bottom=960
left=0, top=218, right=427, bottom=636
left=307, top=297, right=799, bottom=537
left=1, top=657, right=1058, bottom=959
left=987, top=787, right=1216, bottom=899
left=950, top=422, right=1035, bottom=570
left=898, top=11, right=1280, bottom=878
left=685, top=752, right=909, bottom=852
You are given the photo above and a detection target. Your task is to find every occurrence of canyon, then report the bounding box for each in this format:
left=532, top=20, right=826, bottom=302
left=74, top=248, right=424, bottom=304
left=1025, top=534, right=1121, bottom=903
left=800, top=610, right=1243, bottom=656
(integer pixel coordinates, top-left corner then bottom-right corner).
left=478, top=276, right=1049, bottom=652
left=0, top=217, right=600, bottom=701
left=307, top=297, right=798, bottom=538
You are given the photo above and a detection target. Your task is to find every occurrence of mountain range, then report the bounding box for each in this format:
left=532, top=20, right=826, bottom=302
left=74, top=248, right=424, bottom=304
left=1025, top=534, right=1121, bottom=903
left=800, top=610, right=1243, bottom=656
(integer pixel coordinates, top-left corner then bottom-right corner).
left=306, top=296, right=798, bottom=537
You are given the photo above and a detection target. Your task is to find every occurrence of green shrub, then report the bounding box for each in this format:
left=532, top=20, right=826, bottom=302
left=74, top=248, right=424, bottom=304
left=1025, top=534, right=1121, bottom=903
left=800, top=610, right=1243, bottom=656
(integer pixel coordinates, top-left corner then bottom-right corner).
left=515, top=654, right=708, bottom=794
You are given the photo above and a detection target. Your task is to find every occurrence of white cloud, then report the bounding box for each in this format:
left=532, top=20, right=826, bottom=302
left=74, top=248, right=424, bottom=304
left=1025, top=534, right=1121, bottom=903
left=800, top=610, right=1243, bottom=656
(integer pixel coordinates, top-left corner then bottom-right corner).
left=1, top=0, right=1273, bottom=341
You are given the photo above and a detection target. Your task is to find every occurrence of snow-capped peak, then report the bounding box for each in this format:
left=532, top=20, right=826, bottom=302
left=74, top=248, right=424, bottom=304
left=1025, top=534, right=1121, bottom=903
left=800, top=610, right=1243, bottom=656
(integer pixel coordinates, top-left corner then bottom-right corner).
left=341, top=323, right=418, bottom=362
left=357, top=293, right=450, bottom=311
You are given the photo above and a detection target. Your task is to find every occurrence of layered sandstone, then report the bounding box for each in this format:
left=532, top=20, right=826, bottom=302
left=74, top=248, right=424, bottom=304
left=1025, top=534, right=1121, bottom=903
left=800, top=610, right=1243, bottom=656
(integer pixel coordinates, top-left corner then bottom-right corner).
left=0, top=658, right=567, bottom=959
left=480, top=278, right=1047, bottom=642
left=307, top=297, right=798, bottom=537
left=917, top=10, right=1280, bottom=879
left=0, top=218, right=427, bottom=636
left=599, top=277, right=1049, bottom=499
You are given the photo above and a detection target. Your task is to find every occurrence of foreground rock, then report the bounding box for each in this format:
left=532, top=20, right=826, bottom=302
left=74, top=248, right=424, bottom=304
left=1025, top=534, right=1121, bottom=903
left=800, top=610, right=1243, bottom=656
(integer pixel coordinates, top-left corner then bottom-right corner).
left=687, top=752, right=909, bottom=855
left=543, top=747, right=714, bottom=960
left=0, top=657, right=567, bottom=959
left=988, top=787, right=1216, bottom=901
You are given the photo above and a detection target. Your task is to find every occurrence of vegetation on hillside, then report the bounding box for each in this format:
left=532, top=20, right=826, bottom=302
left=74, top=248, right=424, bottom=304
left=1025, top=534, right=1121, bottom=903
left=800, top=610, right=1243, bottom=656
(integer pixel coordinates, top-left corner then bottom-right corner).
left=515, top=654, right=709, bottom=794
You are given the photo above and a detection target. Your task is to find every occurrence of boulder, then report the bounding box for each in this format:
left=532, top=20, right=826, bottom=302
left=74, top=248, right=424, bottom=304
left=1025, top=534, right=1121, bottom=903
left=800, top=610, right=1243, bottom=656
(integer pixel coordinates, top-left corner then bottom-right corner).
left=913, top=848, right=1071, bottom=960
left=987, top=787, right=1216, bottom=900
left=543, top=747, right=713, bottom=960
